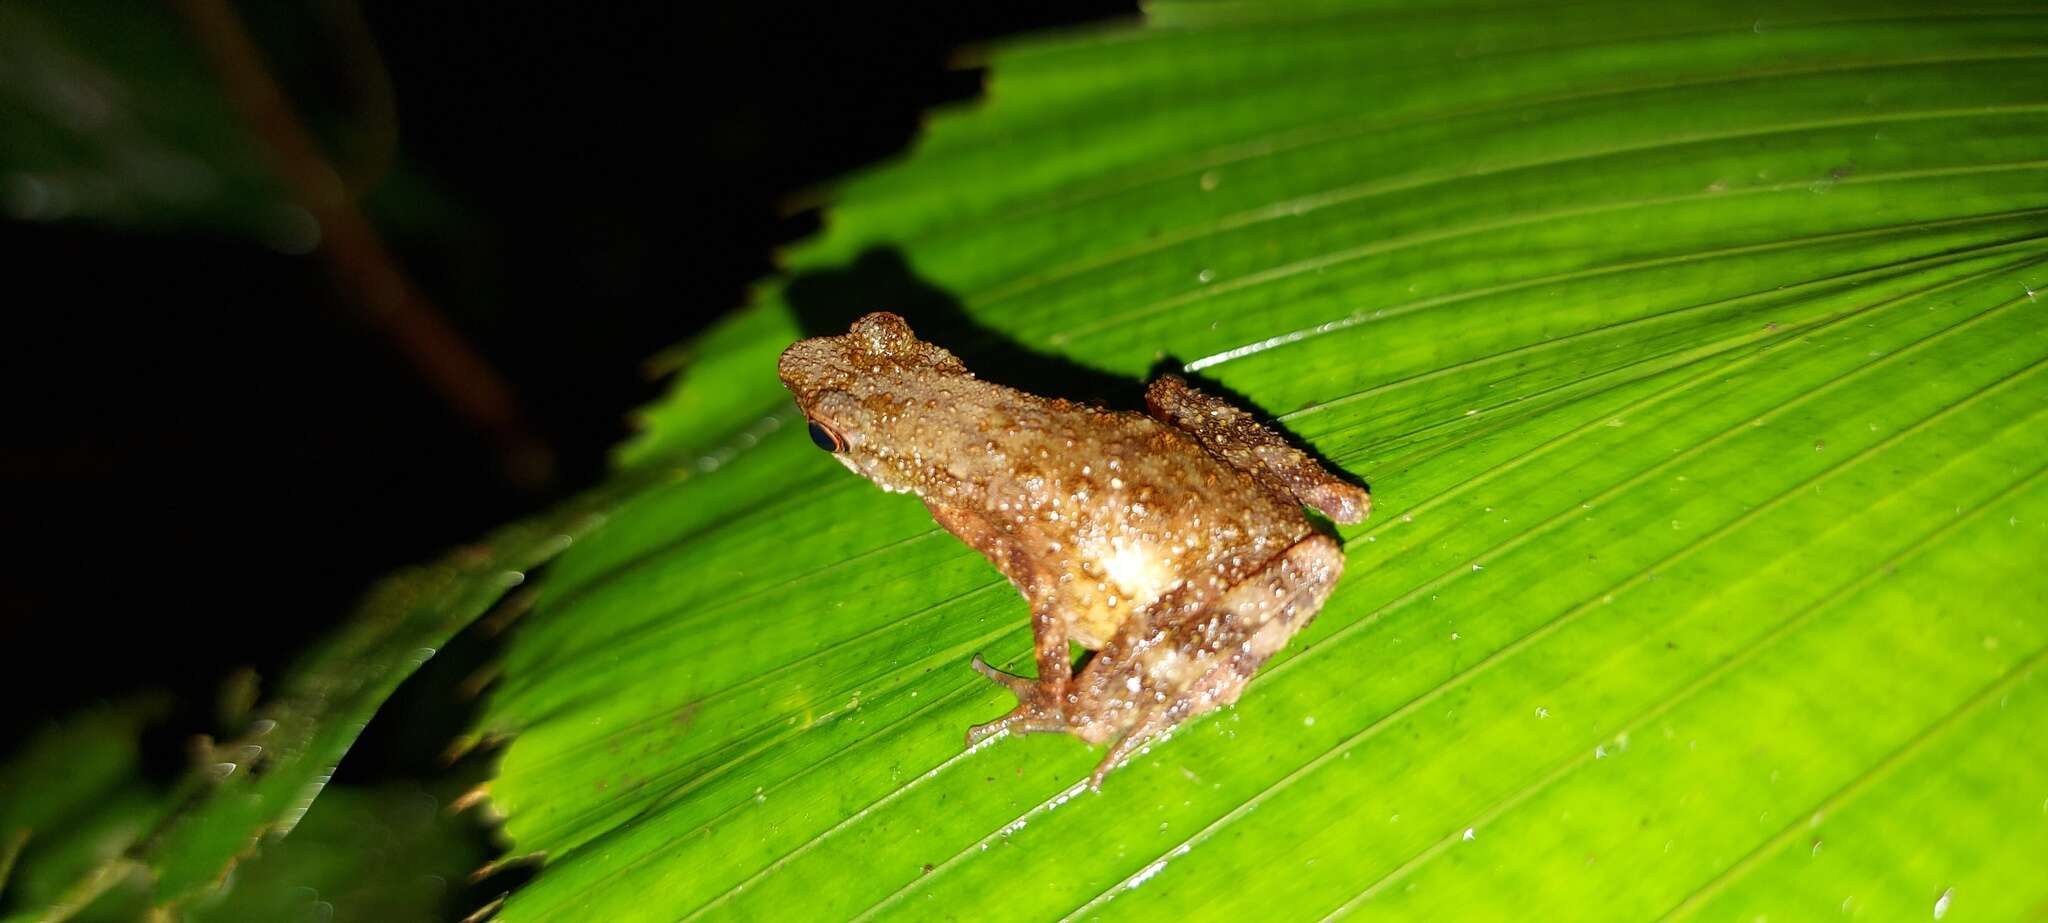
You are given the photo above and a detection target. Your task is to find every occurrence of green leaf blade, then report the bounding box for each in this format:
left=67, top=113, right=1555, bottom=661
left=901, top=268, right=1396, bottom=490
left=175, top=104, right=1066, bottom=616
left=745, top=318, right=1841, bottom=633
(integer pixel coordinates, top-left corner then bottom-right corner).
left=476, top=2, right=2048, bottom=919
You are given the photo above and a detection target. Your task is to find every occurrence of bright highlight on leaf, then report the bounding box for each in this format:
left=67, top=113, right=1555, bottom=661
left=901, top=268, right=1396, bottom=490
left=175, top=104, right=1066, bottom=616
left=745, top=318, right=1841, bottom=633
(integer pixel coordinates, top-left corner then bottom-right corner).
left=478, top=1, right=2048, bottom=919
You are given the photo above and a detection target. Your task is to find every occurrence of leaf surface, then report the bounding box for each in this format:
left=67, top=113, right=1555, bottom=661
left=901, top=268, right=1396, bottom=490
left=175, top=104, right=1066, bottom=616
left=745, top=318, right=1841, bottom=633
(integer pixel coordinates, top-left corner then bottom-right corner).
left=482, top=2, right=2048, bottom=919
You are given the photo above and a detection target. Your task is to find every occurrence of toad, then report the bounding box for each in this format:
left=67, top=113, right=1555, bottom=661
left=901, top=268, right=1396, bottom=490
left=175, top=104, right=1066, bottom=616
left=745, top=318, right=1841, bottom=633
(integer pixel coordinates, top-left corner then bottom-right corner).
left=778, top=313, right=1367, bottom=786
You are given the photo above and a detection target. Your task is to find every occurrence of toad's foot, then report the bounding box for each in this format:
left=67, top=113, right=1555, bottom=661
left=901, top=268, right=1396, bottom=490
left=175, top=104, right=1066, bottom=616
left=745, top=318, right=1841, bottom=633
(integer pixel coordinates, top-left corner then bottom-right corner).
left=964, top=655, right=1088, bottom=746
left=1088, top=711, right=1180, bottom=790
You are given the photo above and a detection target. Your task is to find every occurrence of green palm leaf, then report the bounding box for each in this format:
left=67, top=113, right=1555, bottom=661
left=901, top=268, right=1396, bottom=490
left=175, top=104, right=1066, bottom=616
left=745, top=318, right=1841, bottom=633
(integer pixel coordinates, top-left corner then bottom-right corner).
left=477, top=0, right=2048, bottom=919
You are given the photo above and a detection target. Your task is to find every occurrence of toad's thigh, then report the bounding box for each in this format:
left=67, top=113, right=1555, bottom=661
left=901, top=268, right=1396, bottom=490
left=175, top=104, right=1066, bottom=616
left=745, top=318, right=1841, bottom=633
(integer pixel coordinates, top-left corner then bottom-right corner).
left=1186, top=532, right=1346, bottom=706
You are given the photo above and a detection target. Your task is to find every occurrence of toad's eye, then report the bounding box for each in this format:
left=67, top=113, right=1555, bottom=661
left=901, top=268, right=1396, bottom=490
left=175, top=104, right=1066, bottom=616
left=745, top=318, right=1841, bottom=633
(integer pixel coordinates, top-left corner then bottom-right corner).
left=806, top=419, right=844, bottom=452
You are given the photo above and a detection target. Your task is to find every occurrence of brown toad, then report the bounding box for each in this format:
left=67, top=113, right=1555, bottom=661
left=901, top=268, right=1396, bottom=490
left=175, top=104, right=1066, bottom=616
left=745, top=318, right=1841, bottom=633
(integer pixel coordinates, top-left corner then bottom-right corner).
left=777, top=312, right=1368, bottom=787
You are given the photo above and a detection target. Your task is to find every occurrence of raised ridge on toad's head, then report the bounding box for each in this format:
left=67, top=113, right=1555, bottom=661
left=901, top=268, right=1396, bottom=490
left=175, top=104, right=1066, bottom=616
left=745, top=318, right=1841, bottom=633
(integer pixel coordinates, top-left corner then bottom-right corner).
left=777, top=311, right=968, bottom=403
left=848, top=311, right=917, bottom=355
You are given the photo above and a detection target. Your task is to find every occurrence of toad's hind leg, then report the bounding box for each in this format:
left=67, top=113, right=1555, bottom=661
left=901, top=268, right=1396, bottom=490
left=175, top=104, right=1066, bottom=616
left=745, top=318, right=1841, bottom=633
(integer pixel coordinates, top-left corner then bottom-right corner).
left=1085, top=532, right=1347, bottom=787
left=1145, top=375, right=1370, bottom=524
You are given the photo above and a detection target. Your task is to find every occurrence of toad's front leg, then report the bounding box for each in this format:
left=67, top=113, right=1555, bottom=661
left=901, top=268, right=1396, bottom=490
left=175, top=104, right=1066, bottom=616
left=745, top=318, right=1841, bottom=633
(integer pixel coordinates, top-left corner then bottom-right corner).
left=924, top=502, right=1085, bottom=744
left=965, top=603, right=1089, bottom=745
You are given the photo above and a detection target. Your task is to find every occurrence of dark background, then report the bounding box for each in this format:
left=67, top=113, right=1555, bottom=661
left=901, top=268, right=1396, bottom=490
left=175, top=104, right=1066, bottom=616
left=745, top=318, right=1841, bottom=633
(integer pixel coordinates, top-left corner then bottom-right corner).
left=0, top=2, right=1134, bottom=763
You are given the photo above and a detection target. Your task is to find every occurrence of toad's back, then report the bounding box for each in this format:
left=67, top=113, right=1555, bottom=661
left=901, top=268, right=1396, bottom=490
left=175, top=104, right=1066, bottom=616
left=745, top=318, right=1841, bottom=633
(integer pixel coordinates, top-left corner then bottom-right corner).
left=932, top=381, right=1314, bottom=648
